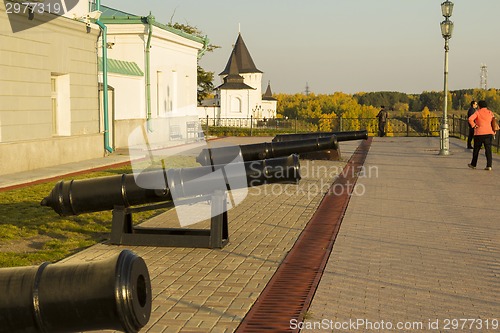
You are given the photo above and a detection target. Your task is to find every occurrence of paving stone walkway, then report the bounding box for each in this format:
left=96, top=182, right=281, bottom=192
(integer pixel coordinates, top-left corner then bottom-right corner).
left=4, top=136, right=498, bottom=333
left=302, top=137, right=500, bottom=332
left=59, top=137, right=358, bottom=332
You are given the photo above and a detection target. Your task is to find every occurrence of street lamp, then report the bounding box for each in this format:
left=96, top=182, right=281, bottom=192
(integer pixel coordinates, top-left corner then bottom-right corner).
left=439, top=0, right=454, bottom=156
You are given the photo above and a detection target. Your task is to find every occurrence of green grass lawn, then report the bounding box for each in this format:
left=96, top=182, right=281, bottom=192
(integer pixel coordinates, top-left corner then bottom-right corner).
left=0, top=156, right=197, bottom=267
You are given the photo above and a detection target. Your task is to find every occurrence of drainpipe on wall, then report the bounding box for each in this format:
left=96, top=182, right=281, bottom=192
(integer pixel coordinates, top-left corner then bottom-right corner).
left=197, top=36, right=210, bottom=60
left=95, top=0, right=113, bottom=153
left=145, top=13, right=154, bottom=132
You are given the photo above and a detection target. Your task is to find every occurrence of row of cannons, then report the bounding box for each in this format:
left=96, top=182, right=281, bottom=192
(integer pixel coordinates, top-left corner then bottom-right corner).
left=0, top=130, right=367, bottom=333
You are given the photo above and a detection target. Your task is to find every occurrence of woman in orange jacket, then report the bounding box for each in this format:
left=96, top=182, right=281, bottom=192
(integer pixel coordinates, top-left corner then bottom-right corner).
left=468, top=100, right=496, bottom=170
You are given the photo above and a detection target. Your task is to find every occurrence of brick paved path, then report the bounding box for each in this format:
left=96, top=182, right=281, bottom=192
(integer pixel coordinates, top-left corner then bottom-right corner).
left=302, top=137, right=500, bottom=332
left=18, top=136, right=499, bottom=333
left=61, top=138, right=358, bottom=332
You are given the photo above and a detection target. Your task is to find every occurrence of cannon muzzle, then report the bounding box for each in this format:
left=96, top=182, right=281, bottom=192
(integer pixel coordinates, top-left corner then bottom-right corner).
left=0, top=250, right=151, bottom=333
left=41, top=155, right=300, bottom=216
left=272, top=130, right=368, bottom=143
left=196, top=135, right=338, bottom=166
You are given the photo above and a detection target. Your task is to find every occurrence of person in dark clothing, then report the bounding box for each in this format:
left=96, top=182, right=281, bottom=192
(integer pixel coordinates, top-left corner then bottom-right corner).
left=467, top=101, right=478, bottom=149
left=376, top=106, right=388, bottom=137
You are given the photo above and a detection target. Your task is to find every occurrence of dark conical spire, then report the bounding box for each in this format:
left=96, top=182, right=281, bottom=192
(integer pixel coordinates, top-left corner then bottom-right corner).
left=262, top=81, right=277, bottom=101
left=215, top=52, right=255, bottom=90
left=227, top=51, right=241, bottom=78
left=219, top=33, right=262, bottom=75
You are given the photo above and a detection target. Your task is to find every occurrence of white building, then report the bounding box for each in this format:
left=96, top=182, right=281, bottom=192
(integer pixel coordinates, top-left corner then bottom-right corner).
left=0, top=1, right=207, bottom=176
left=199, top=33, right=277, bottom=123
left=99, top=6, right=206, bottom=148
left=261, top=81, right=278, bottom=120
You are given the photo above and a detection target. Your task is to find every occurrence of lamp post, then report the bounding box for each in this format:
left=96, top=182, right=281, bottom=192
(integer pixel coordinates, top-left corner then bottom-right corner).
left=439, top=0, right=454, bottom=156
left=213, top=101, right=219, bottom=126
left=214, top=93, right=219, bottom=126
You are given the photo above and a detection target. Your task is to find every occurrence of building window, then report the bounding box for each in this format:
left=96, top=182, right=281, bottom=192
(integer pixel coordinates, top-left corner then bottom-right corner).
left=171, top=70, right=178, bottom=112
left=231, top=97, right=242, bottom=113
left=51, top=77, right=57, bottom=135
left=157, top=71, right=164, bottom=116
left=51, top=73, right=71, bottom=136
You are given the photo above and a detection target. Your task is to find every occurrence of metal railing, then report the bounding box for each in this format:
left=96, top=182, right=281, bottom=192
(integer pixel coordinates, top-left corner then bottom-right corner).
left=200, top=115, right=500, bottom=151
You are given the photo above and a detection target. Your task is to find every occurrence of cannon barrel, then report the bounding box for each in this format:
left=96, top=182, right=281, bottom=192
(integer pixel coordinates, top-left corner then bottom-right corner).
left=41, top=155, right=300, bottom=216
left=196, top=135, right=338, bottom=166
left=271, top=130, right=368, bottom=143
left=0, top=250, right=151, bottom=333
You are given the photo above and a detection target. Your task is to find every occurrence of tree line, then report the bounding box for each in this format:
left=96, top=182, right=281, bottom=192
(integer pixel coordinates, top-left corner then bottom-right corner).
left=275, top=92, right=378, bottom=120
left=274, top=89, right=500, bottom=120
left=353, top=89, right=500, bottom=113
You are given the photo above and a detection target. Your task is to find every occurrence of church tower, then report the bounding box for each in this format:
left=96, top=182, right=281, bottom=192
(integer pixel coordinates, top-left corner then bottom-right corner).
left=216, top=33, right=264, bottom=119
left=262, top=81, right=277, bottom=119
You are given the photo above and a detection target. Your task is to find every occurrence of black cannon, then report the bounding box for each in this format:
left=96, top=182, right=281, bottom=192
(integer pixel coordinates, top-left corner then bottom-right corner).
left=41, top=155, right=301, bottom=248
left=0, top=250, right=151, bottom=333
left=271, top=130, right=368, bottom=143
left=270, top=130, right=368, bottom=161
left=196, top=135, right=338, bottom=166
left=41, top=155, right=300, bottom=216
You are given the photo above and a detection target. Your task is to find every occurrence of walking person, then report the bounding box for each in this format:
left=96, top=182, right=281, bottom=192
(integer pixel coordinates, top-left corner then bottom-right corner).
left=468, top=100, right=496, bottom=171
left=467, top=101, right=478, bottom=149
left=376, top=106, right=388, bottom=137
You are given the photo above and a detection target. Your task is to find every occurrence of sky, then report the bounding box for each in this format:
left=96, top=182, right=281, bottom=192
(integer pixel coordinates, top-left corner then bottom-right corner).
left=101, top=0, right=500, bottom=95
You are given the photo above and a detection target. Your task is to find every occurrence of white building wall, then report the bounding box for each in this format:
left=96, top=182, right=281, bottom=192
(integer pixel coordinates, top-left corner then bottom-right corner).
left=105, top=74, right=144, bottom=120
left=244, top=73, right=262, bottom=117
left=104, top=24, right=201, bottom=119
left=217, top=72, right=264, bottom=120
left=241, top=73, right=262, bottom=95
left=104, top=30, right=146, bottom=120
left=148, top=31, right=199, bottom=117
left=0, top=3, right=102, bottom=175
left=261, top=100, right=277, bottom=119
left=220, top=90, right=252, bottom=119
left=102, top=23, right=202, bottom=148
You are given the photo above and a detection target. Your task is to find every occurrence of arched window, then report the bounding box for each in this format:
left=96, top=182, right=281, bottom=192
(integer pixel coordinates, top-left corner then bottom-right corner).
left=231, top=97, right=242, bottom=113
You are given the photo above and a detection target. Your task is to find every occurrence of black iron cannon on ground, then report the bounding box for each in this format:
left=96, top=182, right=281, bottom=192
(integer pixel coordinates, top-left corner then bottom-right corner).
left=196, top=135, right=339, bottom=166
left=271, top=130, right=369, bottom=160
left=271, top=130, right=368, bottom=143
left=41, top=155, right=301, bottom=248
left=0, top=250, right=151, bottom=333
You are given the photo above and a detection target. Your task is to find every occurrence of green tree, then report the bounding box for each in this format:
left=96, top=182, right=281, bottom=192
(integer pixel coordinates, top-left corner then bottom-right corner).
left=393, top=102, right=409, bottom=114
left=419, top=91, right=441, bottom=111
left=196, top=66, right=214, bottom=105
left=354, top=91, right=409, bottom=110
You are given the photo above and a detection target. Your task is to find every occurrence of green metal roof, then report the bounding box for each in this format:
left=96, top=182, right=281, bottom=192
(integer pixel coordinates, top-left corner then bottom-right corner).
left=99, top=5, right=205, bottom=45
left=99, top=6, right=140, bottom=19
left=98, top=58, right=144, bottom=77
